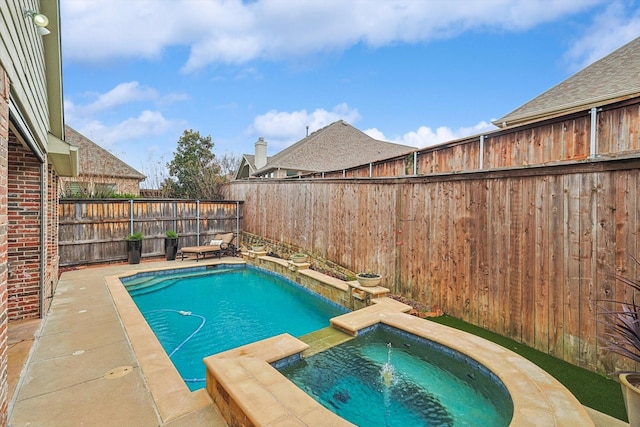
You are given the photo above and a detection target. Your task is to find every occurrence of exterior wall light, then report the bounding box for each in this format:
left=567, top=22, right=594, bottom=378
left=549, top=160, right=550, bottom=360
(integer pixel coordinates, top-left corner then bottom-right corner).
left=24, top=10, right=51, bottom=36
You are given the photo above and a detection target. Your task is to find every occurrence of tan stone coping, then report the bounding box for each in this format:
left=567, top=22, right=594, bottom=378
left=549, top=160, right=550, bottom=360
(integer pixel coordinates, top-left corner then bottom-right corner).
left=330, top=296, right=412, bottom=333
left=204, top=334, right=354, bottom=426
left=106, top=259, right=245, bottom=423
left=332, top=301, right=595, bottom=427
left=298, top=268, right=350, bottom=292
left=257, top=255, right=289, bottom=267
left=346, top=279, right=389, bottom=296
left=109, top=261, right=594, bottom=426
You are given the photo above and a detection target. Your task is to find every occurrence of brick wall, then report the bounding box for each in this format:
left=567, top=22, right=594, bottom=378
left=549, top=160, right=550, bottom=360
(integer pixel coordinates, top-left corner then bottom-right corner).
left=7, top=136, right=42, bottom=320
left=0, top=66, right=10, bottom=426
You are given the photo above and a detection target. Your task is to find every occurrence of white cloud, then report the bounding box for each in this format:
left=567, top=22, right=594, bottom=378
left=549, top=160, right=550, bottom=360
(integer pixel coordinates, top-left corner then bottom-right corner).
left=61, top=0, right=607, bottom=70
left=64, top=82, right=189, bottom=149
left=563, top=2, right=640, bottom=71
left=366, top=120, right=498, bottom=148
left=74, top=111, right=176, bottom=148
left=80, top=82, right=157, bottom=114
left=249, top=103, right=361, bottom=149
left=248, top=103, right=496, bottom=151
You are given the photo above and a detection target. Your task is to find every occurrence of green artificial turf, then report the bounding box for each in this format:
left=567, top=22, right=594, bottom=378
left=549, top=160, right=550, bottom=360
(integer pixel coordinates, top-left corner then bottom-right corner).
left=428, top=315, right=627, bottom=422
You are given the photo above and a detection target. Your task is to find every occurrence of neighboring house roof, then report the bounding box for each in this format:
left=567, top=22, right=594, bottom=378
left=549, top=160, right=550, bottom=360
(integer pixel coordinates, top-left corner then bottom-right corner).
left=235, top=154, right=255, bottom=179
left=64, top=126, right=146, bottom=181
left=494, top=36, right=640, bottom=128
left=254, top=120, right=413, bottom=176
left=235, top=153, right=277, bottom=180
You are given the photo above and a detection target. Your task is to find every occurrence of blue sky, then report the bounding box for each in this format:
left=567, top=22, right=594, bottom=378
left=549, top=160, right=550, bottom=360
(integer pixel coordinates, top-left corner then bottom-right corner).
left=60, top=0, right=640, bottom=184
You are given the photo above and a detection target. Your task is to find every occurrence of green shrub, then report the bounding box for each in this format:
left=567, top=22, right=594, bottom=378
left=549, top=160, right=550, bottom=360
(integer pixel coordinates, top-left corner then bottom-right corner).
left=125, top=232, right=144, bottom=241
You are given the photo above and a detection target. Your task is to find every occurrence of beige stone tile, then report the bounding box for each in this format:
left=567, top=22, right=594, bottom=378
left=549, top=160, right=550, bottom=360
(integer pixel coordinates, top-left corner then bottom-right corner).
left=242, top=358, right=285, bottom=387
left=298, top=407, right=356, bottom=426
left=215, top=334, right=308, bottom=362
left=584, top=406, right=629, bottom=427
left=155, top=386, right=214, bottom=422
left=163, top=402, right=227, bottom=427
left=205, top=358, right=252, bottom=386
left=234, top=378, right=290, bottom=425
left=264, top=415, right=307, bottom=426
left=266, top=380, right=319, bottom=417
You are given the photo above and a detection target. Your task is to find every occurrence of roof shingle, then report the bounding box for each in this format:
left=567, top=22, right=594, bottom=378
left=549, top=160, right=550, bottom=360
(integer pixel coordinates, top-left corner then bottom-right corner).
left=64, top=126, right=146, bottom=180
left=494, top=36, right=640, bottom=128
left=255, top=120, right=413, bottom=175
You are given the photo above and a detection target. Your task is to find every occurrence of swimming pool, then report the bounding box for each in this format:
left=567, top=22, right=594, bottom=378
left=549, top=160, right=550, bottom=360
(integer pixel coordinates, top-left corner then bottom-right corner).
left=122, top=264, right=348, bottom=390
left=280, top=325, right=513, bottom=426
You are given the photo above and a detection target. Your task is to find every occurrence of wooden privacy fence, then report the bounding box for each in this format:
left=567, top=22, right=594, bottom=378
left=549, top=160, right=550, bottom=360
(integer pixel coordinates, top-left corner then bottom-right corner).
left=305, top=98, right=640, bottom=179
left=229, top=157, right=640, bottom=376
left=58, top=199, right=243, bottom=266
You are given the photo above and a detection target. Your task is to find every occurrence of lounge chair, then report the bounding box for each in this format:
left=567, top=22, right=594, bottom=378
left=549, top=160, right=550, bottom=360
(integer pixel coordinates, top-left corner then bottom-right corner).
left=179, top=232, right=236, bottom=261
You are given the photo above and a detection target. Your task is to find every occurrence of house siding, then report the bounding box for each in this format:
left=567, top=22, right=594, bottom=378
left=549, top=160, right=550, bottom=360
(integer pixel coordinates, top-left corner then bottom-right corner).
left=0, top=1, right=51, bottom=152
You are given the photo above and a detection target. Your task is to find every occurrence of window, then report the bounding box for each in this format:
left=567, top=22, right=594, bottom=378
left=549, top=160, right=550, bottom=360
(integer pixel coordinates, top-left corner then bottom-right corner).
left=64, top=182, right=89, bottom=198
left=94, top=183, right=117, bottom=197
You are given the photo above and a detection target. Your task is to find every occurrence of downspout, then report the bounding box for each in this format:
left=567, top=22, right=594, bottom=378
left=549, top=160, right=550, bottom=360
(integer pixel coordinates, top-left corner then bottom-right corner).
left=479, top=135, right=485, bottom=169
left=413, top=152, right=417, bottom=175
left=39, top=162, right=46, bottom=317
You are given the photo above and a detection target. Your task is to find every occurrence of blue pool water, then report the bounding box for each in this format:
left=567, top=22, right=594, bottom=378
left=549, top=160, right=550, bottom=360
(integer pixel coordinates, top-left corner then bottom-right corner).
left=280, top=325, right=513, bottom=427
left=123, top=265, right=347, bottom=390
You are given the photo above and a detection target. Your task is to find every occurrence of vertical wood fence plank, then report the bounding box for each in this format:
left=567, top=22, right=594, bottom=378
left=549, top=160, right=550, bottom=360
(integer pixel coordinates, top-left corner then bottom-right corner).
left=548, top=175, right=565, bottom=358
left=596, top=171, right=617, bottom=373
left=508, top=178, right=523, bottom=340
left=579, top=172, right=597, bottom=370
left=564, top=174, right=581, bottom=364
left=521, top=177, right=536, bottom=347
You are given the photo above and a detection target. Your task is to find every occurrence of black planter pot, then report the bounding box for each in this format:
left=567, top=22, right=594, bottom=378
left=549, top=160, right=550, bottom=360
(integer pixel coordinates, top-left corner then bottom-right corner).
left=164, top=237, right=179, bottom=261
left=127, top=239, right=142, bottom=264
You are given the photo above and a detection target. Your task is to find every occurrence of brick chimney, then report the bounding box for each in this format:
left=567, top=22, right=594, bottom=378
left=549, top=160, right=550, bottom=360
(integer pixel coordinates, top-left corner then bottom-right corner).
left=255, top=137, right=267, bottom=169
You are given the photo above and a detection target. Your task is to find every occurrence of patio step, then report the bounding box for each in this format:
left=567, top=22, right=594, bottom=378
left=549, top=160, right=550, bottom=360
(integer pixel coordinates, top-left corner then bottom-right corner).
left=298, top=327, right=353, bottom=357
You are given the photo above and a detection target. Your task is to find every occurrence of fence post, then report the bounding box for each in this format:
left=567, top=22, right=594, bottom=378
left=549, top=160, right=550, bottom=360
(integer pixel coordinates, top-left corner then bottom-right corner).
left=479, top=135, right=485, bottom=169
left=196, top=200, right=201, bottom=246
left=589, top=107, right=598, bottom=159
left=236, top=201, right=240, bottom=246
left=129, top=199, right=134, bottom=234
left=174, top=201, right=178, bottom=233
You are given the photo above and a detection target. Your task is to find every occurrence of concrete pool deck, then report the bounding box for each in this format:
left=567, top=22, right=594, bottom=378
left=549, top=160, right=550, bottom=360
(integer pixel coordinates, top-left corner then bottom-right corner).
left=7, top=259, right=629, bottom=426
